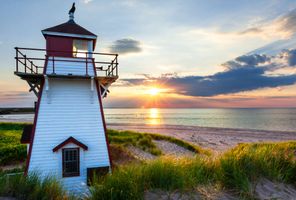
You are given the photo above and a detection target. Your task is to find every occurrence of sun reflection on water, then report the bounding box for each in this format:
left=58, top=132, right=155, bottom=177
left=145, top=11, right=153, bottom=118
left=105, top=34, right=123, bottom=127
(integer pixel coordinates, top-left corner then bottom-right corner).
left=147, top=108, right=162, bottom=125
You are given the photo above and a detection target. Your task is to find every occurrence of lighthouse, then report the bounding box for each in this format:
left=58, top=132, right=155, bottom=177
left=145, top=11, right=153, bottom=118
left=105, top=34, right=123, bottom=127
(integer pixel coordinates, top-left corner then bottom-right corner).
left=16, top=5, right=118, bottom=192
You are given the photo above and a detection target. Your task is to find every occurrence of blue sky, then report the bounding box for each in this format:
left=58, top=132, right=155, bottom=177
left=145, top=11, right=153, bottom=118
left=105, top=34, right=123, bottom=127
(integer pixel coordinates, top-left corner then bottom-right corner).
left=1, top=0, right=296, bottom=107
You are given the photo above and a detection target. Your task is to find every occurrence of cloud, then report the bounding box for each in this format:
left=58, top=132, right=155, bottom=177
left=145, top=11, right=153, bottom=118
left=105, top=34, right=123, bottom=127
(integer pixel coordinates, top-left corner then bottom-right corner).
left=109, top=38, right=142, bottom=54
left=239, top=27, right=263, bottom=35
left=122, top=50, right=296, bottom=97
left=281, top=49, right=296, bottom=66
left=83, top=0, right=93, bottom=4
left=239, top=9, right=296, bottom=39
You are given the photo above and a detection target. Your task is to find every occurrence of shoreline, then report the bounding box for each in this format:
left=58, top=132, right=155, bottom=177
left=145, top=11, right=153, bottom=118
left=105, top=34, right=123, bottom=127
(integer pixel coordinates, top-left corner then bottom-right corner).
left=108, top=123, right=296, bottom=152
left=1, top=118, right=295, bottom=152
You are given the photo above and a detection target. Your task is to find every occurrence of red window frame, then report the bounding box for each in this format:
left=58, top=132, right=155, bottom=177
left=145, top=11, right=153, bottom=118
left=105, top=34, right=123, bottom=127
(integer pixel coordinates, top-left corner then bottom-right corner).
left=62, top=148, right=80, bottom=177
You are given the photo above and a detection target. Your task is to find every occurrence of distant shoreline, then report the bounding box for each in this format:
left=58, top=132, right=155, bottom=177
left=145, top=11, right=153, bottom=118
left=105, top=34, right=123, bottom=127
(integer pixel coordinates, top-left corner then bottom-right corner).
left=0, top=108, right=34, bottom=115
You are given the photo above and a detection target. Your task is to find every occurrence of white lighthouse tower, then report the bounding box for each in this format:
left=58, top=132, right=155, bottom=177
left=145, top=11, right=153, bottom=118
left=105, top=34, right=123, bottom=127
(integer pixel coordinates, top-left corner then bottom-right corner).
left=16, top=5, right=118, bottom=192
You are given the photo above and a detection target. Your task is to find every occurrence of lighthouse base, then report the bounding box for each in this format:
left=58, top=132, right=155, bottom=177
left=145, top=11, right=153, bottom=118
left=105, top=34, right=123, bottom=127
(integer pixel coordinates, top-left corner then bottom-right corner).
left=26, top=78, right=111, bottom=194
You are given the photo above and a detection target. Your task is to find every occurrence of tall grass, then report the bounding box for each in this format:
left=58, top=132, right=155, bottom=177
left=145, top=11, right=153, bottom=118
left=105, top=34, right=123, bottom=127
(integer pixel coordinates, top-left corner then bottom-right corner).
left=218, top=142, right=296, bottom=194
left=0, top=173, right=72, bottom=200
left=89, top=141, right=296, bottom=200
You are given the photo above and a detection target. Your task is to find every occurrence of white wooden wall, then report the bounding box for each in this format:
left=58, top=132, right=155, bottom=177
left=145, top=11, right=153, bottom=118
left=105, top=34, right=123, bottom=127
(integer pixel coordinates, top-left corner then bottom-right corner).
left=28, top=78, right=110, bottom=193
left=46, top=58, right=95, bottom=76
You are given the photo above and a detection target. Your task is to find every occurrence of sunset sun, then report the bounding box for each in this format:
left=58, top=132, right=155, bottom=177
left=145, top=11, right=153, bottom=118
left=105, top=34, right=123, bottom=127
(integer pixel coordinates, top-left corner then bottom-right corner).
left=148, top=88, right=160, bottom=96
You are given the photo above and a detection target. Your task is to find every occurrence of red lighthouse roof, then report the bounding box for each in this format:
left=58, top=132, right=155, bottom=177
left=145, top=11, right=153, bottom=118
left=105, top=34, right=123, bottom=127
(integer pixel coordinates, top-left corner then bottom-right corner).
left=42, top=5, right=97, bottom=40
left=42, top=19, right=97, bottom=39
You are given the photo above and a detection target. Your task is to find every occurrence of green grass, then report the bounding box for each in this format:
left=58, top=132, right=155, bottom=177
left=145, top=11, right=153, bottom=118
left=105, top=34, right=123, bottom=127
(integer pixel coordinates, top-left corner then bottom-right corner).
left=143, top=132, right=210, bottom=155
left=0, top=173, right=74, bottom=200
left=108, top=129, right=162, bottom=155
left=89, top=141, right=296, bottom=200
left=218, top=142, right=296, bottom=195
left=108, top=129, right=209, bottom=156
left=0, top=122, right=27, bottom=165
left=0, top=123, right=205, bottom=165
left=1, top=122, right=295, bottom=199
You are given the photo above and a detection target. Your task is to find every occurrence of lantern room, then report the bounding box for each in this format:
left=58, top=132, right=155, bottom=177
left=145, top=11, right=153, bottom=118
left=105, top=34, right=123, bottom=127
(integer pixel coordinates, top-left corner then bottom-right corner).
left=14, top=12, right=118, bottom=99
left=42, top=16, right=97, bottom=58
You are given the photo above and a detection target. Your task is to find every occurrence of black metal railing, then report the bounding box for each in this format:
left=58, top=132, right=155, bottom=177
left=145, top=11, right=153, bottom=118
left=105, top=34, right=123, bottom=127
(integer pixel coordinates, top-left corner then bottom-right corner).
left=15, top=47, right=118, bottom=77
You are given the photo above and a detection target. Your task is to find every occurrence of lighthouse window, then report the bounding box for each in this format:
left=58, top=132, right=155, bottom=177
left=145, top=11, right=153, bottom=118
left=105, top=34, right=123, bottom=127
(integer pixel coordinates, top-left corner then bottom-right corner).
left=73, top=40, right=88, bottom=57
left=62, top=148, right=80, bottom=177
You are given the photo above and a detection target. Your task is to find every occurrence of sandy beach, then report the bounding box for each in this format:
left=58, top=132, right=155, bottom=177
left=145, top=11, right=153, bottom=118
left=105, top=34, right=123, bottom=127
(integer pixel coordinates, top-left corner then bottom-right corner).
left=108, top=123, right=296, bottom=152
left=1, top=114, right=295, bottom=152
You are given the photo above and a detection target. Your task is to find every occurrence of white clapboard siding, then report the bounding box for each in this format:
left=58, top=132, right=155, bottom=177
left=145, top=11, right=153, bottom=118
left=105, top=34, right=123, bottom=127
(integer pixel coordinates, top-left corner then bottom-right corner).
left=46, top=57, right=95, bottom=76
left=28, top=78, right=110, bottom=192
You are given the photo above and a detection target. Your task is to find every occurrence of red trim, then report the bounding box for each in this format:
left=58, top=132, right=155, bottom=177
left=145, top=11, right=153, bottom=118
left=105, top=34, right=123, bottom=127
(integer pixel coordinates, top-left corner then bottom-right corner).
left=24, top=79, right=44, bottom=176
left=92, top=59, right=113, bottom=169
left=53, top=136, right=88, bottom=152
left=25, top=58, right=48, bottom=176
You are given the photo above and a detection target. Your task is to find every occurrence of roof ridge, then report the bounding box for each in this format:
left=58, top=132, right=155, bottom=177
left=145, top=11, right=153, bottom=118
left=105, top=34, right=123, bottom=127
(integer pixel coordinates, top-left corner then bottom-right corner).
left=42, top=20, right=97, bottom=37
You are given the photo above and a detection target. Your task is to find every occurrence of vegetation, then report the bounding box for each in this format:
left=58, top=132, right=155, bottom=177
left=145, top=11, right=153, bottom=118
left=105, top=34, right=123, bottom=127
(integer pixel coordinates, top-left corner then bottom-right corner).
left=219, top=142, right=296, bottom=194
left=108, top=129, right=162, bottom=155
left=0, top=122, right=27, bottom=165
left=108, top=129, right=209, bottom=156
left=89, top=141, right=296, bottom=200
left=0, top=173, right=72, bottom=200
left=0, top=123, right=205, bottom=162
left=0, top=122, right=295, bottom=199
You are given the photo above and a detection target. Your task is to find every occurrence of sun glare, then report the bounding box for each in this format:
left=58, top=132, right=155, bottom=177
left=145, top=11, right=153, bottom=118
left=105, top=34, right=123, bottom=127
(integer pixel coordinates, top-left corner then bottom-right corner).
left=148, top=88, right=160, bottom=96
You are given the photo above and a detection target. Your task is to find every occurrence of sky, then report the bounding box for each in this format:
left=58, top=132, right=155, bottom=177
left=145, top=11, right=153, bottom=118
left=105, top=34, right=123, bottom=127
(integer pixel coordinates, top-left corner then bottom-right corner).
left=0, top=0, right=296, bottom=108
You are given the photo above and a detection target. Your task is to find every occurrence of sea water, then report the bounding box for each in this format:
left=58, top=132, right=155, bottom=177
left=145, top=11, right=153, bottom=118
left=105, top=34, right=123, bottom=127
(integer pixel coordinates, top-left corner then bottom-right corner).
left=1, top=108, right=296, bottom=132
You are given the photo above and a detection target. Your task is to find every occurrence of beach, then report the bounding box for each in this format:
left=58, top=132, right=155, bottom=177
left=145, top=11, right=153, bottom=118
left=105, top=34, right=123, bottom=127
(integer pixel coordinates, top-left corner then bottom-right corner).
left=1, top=112, right=295, bottom=152
left=109, top=123, right=296, bottom=152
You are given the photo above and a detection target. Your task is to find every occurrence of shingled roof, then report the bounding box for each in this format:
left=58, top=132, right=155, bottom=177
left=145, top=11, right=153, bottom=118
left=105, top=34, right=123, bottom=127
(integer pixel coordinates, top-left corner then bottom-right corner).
left=42, top=19, right=97, bottom=38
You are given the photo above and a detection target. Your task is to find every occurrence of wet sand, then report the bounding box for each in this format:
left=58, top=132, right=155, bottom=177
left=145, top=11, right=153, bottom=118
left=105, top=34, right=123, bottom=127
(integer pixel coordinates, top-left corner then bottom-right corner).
left=108, top=123, right=296, bottom=152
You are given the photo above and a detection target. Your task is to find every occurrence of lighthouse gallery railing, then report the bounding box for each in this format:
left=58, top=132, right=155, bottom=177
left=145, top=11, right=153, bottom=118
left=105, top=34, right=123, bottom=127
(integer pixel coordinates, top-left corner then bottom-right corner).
left=14, top=47, right=118, bottom=77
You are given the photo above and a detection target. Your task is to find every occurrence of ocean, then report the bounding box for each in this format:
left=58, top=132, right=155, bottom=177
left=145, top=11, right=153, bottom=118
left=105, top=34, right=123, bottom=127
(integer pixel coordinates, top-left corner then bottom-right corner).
left=1, top=108, right=296, bottom=132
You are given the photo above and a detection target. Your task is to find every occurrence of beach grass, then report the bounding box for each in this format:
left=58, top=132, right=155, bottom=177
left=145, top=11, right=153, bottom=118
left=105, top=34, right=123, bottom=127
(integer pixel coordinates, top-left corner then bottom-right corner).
left=0, top=122, right=295, bottom=199
left=0, top=123, right=207, bottom=163
left=0, top=173, right=72, bottom=200
left=108, top=129, right=209, bottom=156
left=108, top=129, right=162, bottom=155
left=89, top=141, right=296, bottom=199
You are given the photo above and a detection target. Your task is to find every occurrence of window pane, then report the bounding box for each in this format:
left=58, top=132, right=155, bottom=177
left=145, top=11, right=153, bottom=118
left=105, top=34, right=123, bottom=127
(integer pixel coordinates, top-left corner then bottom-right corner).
left=73, top=40, right=88, bottom=57
left=63, top=148, right=79, bottom=177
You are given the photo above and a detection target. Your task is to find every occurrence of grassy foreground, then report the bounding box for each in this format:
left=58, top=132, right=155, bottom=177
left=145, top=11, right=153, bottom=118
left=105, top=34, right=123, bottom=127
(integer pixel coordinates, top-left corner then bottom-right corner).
left=0, top=142, right=295, bottom=199
left=0, top=122, right=295, bottom=199
left=89, top=141, right=296, bottom=199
